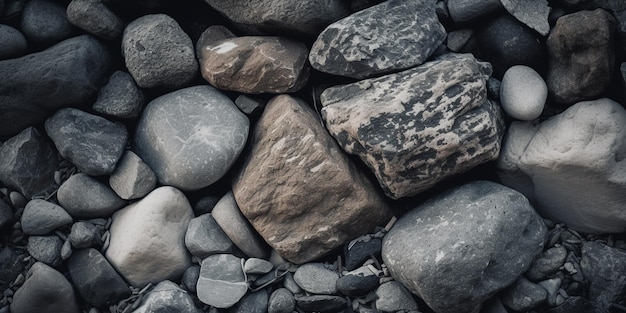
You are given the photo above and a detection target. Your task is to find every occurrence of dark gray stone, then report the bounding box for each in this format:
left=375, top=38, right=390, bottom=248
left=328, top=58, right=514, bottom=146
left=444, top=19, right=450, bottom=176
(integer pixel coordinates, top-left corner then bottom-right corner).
left=344, top=237, right=382, bottom=271
left=537, top=278, right=561, bottom=307
left=182, top=265, right=200, bottom=293
left=68, top=221, right=99, bottom=248
left=234, top=94, right=266, bottom=116
left=336, top=268, right=379, bottom=297
left=294, top=295, right=347, bottom=312
left=293, top=263, right=339, bottom=295
left=196, top=254, right=248, bottom=308
left=0, top=200, right=10, bottom=230
left=321, top=53, right=504, bottom=199
left=0, top=24, right=27, bottom=59
left=133, top=280, right=202, bottom=313
left=57, top=173, right=127, bottom=219
left=10, top=262, right=80, bottom=313
left=382, top=181, right=547, bottom=313
left=185, top=213, right=238, bottom=259
left=108, top=150, right=156, bottom=200
left=20, top=0, right=73, bottom=45
left=375, top=281, right=418, bottom=312
left=93, top=71, right=146, bottom=120
left=501, top=0, right=550, bottom=35
left=67, top=248, right=130, bottom=307
left=0, top=247, right=23, bottom=290
left=21, top=199, right=73, bottom=235
left=500, top=276, right=547, bottom=311
left=268, top=288, right=295, bottom=313
left=45, top=108, right=128, bottom=176
left=525, top=246, right=567, bottom=281
left=134, top=86, right=249, bottom=191
left=244, top=258, right=273, bottom=275
left=0, top=35, right=113, bottom=139
left=581, top=241, right=626, bottom=311
left=122, top=14, right=197, bottom=89
left=228, top=289, right=268, bottom=313
left=0, top=127, right=59, bottom=198
left=447, top=0, right=503, bottom=24
left=26, top=235, right=64, bottom=267
left=309, top=0, right=446, bottom=79
left=67, top=0, right=124, bottom=40
left=545, top=296, right=603, bottom=313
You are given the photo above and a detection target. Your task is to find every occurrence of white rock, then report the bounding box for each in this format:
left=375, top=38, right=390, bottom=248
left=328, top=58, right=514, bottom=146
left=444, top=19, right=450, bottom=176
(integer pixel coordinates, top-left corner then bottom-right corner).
left=105, top=186, right=193, bottom=287
left=500, top=65, right=547, bottom=120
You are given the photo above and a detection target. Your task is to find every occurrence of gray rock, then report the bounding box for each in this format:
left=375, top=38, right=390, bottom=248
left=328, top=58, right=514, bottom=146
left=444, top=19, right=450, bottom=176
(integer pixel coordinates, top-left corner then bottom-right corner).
left=185, top=213, right=238, bottom=259
left=93, top=71, right=146, bottom=120
left=196, top=254, right=248, bottom=309
left=57, top=173, right=127, bottom=219
left=0, top=24, right=27, bottom=59
left=283, top=272, right=302, bottom=295
left=134, top=85, right=249, bottom=190
left=211, top=191, right=268, bottom=259
left=45, top=108, right=128, bottom=176
left=66, top=0, right=124, bottom=40
left=132, top=280, right=202, bottom=313
left=26, top=235, right=64, bottom=267
left=268, top=288, right=295, bottom=313
left=202, top=0, right=348, bottom=36
left=446, top=28, right=474, bottom=52
left=537, top=278, right=561, bottom=307
left=446, top=0, right=503, bottom=24
left=200, top=36, right=309, bottom=93
left=228, top=289, right=268, bottom=313
left=68, top=221, right=99, bottom=248
left=581, top=241, right=626, bottom=311
left=375, top=281, right=418, bottom=312
left=0, top=127, right=59, bottom=199
left=20, top=0, right=73, bottom=45
left=244, top=258, right=273, bottom=275
left=546, top=296, right=603, bottom=313
left=501, top=0, right=551, bottom=35
left=0, top=247, right=23, bottom=290
left=344, top=237, right=382, bottom=271
left=0, top=35, right=113, bottom=139
left=67, top=248, right=130, bottom=307
left=500, top=277, right=547, bottom=311
left=321, top=53, right=504, bottom=199
left=21, top=199, right=73, bottom=235
left=10, top=262, right=80, bottom=313
left=293, top=263, right=339, bottom=295
left=382, top=181, right=547, bottom=313
left=195, top=25, right=235, bottom=59
left=294, top=295, right=347, bottom=312
left=122, top=14, right=197, bottom=89
left=182, top=265, right=200, bottom=293
left=108, top=150, right=156, bottom=200
left=9, top=191, right=27, bottom=209
left=525, top=246, right=567, bottom=281
left=0, top=200, right=11, bottom=230
left=61, top=239, right=72, bottom=260
left=336, top=267, right=379, bottom=297
left=500, top=65, right=547, bottom=120
left=497, top=98, right=626, bottom=233
left=309, top=0, right=445, bottom=79
left=235, top=94, right=266, bottom=116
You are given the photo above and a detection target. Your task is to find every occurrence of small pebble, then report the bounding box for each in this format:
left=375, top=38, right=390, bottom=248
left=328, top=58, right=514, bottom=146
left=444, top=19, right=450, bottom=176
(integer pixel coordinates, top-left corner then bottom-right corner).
left=500, top=65, right=547, bottom=120
left=268, top=288, right=295, bottom=313
left=244, top=258, right=274, bottom=275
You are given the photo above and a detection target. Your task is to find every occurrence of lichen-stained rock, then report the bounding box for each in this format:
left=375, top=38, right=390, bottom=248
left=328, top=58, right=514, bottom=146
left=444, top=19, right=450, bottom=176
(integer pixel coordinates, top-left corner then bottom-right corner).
left=321, top=53, right=504, bottom=199
left=232, top=95, right=392, bottom=264
left=309, top=0, right=446, bottom=80
left=200, top=36, right=309, bottom=94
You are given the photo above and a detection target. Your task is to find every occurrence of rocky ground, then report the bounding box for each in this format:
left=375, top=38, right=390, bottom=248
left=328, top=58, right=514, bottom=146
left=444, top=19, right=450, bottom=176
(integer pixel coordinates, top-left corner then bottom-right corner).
left=1, top=0, right=626, bottom=312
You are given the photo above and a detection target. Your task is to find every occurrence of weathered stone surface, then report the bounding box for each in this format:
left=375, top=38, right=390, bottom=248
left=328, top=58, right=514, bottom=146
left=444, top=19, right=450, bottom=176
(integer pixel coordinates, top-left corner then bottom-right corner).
left=500, top=65, right=547, bottom=120
left=108, top=150, right=157, bottom=200
left=501, top=0, right=551, bottom=35
left=195, top=25, right=235, bottom=58
left=27, top=235, right=64, bottom=267
left=196, top=254, right=247, bottom=309
left=134, top=85, right=249, bottom=191
left=122, top=14, right=198, bottom=89
left=382, top=181, right=546, bottom=313
left=0, top=35, right=113, bottom=139
left=497, top=98, right=626, bottom=233
left=500, top=277, right=547, bottom=311
left=232, top=95, right=392, bottom=264
left=200, top=36, right=309, bottom=93
left=21, top=199, right=72, bottom=235
left=229, top=289, right=269, bottom=313
left=57, top=173, right=127, bottom=219
left=185, top=213, right=238, bottom=259
left=105, top=186, right=193, bottom=287
left=0, top=127, right=59, bottom=199
left=321, top=53, right=504, bottom=199
left=67, top=0, right=124, bottom=40
left=202, top=0, right=348, bottom=36
left=0, top=200, right=12, bottom=231
left=447, top=0, right=503, bottom=24
left=293, top=263, right=339, bottom=295
left=581, top=241, right=626, bottom=311
left=93, top=70, right=146, bottom=120
left=0, top=247, right=23, bottom=290
left=309, top=0, right=446, bottom=79
left=0, top=24, right=27, bottom=59
left=547, top=9, right=616, bottom=104
left=10, top=262, right=80, bottom=313
left=244, top=258, right=273, bottom=275
left=133, top=280, right=202, bottom=313
left=336, top=267, right=379, bottom=297
left=525, top=246, right=567, bottom=281
left=45, top=108, right=128, bottom=176
left=268, top=288, right=295, bottom=313
left=68, top=221, right=99, bottom=248
left=375, top=281, right=419, bottom=312
left=20, top=0, right=73, bottom=45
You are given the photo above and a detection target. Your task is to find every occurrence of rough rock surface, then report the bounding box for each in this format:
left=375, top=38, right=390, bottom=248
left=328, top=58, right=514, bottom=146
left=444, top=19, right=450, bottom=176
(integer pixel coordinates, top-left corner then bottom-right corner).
left=321, top=53, right=504, bottom=199
left=447, top=0, right=503, bottom=24
left=27, top=235, right=64, bottom=266
left=20, top=0, right=73, bottom=45
left=10, top=262, right=80, bottom=313
left=293, top=263, right=339, bottom=295
left=501, top=0, right=551, bottom=35
left=500, top=277, right=548, bottom=311
left=134, top=85, right=249, bottom=191
left=309, top=0, right=446, bottom=79
left=92, top=70, right=146, bottom=120
left=547, top=9, right=616, bottom=104
left=185, top=213, right=238, bottom=259
left=196, top=254, right=248, bottom=308
left=382, top=181, right=546, bottom=313
left=108, top=150, right=157, bottom=200
left=57, top=173, right=127, bottom=219
left=497, top=98, right=626, bottom=233
left=21, top=199, right=73, bottom=235
left=132, top=280, right=202, bottom=313
left=232, top=95, right=392, bottom=264
left=105, top=186, right=193, bottom=287
left=66, top=0, right=124, bottom=40
left=200, top=36, right=309, bottom=93
left=581, top=241, right=626, bottom=311
left=0, top=24, right=27, bottom=59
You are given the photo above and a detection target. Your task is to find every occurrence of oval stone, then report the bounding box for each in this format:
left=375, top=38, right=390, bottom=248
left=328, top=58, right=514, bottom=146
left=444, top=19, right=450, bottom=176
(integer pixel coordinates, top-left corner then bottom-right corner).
left=500, top=65, right=547, bottom=120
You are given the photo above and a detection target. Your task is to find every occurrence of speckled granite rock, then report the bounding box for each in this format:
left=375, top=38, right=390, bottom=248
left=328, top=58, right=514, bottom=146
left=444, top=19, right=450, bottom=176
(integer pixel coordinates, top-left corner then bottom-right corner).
left=321, top=53, right=504, bottom=199
left=309, top=0, right=446, bottom=79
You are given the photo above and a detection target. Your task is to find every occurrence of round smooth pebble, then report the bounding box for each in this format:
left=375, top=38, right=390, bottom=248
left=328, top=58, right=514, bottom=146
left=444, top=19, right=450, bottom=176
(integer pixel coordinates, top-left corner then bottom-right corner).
left=244, top=258, right=274, bottom=275
left=0, top=25, right=27, bottom=59
left=293, top=263, right=339, bottom=295
left=500, top=65, right=547, bottom=120
left=268, top=288, right=295, bottom=313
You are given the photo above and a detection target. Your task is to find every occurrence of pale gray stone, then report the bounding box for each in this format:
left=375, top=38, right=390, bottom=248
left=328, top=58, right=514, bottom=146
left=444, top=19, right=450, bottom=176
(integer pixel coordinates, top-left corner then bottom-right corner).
left=500, top=65, right=547, bottom=120
left=0, top=24, right=27, bottom=59
left=375, top=281, right=418, bottom=312
left=244, top=258, right=273, bottom=275
left=185, top=213, right=238, bottom=259
left=21, top=199, right=72, bottom=235
left=108, top=150, right=157, bottom=200
left=293, top=263, right=339, bottom=295
left=133, top=280, right=202, bottom=313
left=27, top=235, right=64, bottom=267
left=92, top=71, right=146, bottom=120
left=196, top=254, right=247, bottom=309
left=10, top=262, right=80, bottom=313
left=501, top=0, right=551, bottom=36
left=67, top=0, right=124, bottom=40
left=321, top=53, right=504, bottom=199
left=57, top=173, right=127, bottom=219
left=309, top=0, right=446, bottom=79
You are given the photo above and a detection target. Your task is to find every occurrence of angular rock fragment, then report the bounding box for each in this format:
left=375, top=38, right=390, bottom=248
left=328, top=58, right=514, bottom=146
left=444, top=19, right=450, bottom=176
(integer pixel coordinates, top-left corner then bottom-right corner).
left=501, top=0, right=551, bottom=35
left=10, top=262, right=80, bottom=313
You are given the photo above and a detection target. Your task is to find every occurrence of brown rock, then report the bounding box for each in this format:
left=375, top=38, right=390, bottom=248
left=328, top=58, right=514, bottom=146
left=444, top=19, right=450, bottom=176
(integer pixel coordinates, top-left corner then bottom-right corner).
left=232, top=95, right=392, bottom=264
left=200, top=36, right=309, bottom=94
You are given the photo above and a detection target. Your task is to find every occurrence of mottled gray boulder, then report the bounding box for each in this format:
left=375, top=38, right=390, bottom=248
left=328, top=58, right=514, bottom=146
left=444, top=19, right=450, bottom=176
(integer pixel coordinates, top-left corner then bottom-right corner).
left=134, top=85, right=249, bottom=191
left=0, top=127, right=59, bottom=199
left=185, top=213, right=238, bottom=259
left=0, top=34, right=112, bottom=139
left=10, top=262, right=80, bottom=313
left=57, top=173, right=127, bottom=219
left=498, top=98, right=626, bottom=233
left=122, top=14, right=197, bottom=89
left=321, top=53, right=504, bottom=199
left=67, top=0, right=124, bottom=40
left=93, top=71, right=146, bottom=120
left=196, top=254, right=247, bottom=308
left=232, top=95, right=392, bottom=264
left=202, top=0, right=348, bottom=36
left=501, top=0, right=551, bottom=35
left=200, top=36, right=309, bottom=93
left=68, top=248, right=130, bottom=307
left=0, top=24, right=27, bottom=59
left=45, top=108, right=128, bottom=176
left=581, top=241, right=626, bottom=311
left=310, top=0, right=446, bottom=79
left=382, top=181, right=546, bottom=313
left=27, top=235, right=64, bottom=267
left=108, top=151, right=157, bottom=200
left=133, top=280, right=202, bottom=313
left=21, top=199, right=73, bottom=235
left=20, top=0, right=73, bottom=45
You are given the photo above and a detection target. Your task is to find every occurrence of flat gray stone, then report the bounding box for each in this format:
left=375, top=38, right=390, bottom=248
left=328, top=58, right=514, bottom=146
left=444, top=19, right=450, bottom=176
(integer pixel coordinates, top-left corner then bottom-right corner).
left=309, top=0, right=446, bottom=79
left=10, top=262, right=80, bottom=313
left=108, top=150, right=157, bottom=200
left=67, top=0, right=124, bottom=40
left=185, top=213, right=238, bottom=259
left=293, top=263, right=339, bottom=295
left=133, top=280, right=202, bottom=313
left=92, top=70, right=146, bottom=120
left=57, top=173, right=127, bottom=219
left=27, top=235, right=64, bottom=267
left=21, top=199, right=73, bottom=235
left=268, top=288, right=295, bottom=313
left=501, top=0, right=551, bottom=36
left=336, top=267, right=379, bottom=297
left=196, top=254, right=248, bottom=309
left=0, top=24, right=27, bottom=59
left=375, top=281, right=419, bottom=312
left=525, top=246, right=567, bottom=281
left=500, top=65, right=547, bottom=120
left=244, top=258, right=273, bottom=275
left=500, top=277, right=547, bottom=311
